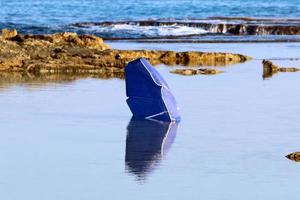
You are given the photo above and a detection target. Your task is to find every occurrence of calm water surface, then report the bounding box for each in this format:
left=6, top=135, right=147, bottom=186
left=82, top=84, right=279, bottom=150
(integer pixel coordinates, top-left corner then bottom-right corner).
left=0, top=43, right=300, bottom=199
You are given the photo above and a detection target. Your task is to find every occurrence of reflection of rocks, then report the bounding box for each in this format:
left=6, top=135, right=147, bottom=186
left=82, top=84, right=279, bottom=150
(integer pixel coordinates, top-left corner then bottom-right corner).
left=0, top=29, right=251, bottom=75
left=0, top=70, right=124, bottom=88
left=262, top=60, right=300, bottom=79
left=171, top=68, right=223, bottom=75
left=286, top=152, right=300, bottom=162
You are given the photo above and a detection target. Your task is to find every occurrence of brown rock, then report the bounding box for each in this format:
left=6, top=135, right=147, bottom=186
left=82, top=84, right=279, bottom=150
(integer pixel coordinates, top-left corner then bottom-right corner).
left=0, top=29, right=251, bottom=76
left=1, top=29, right=17, bottom=39
left=171, top=68, right=223, bottom=76
left=263, top=59, right=279, bottom=72
left=171, top=69, right=197, bottom=75
left=278, top=67, right=300, bottom=72
left=262, top=60, right=300, bottom=79
left=19, top=32, right=110, bottom=50
left=286, top=152, right=300, bottom=162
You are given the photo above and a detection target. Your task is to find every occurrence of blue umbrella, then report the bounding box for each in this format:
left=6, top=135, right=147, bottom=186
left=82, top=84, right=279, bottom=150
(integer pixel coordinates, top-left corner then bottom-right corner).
left=125, top=58, right=181, bottom=122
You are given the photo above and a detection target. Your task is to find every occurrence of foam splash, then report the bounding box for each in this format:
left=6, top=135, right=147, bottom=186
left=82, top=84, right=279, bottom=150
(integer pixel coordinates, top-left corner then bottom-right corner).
left=3, top=17, right=300, bottom=42
left=72, top=18, right=300, bottom=39
left=75, top=24, right=208, bottom=38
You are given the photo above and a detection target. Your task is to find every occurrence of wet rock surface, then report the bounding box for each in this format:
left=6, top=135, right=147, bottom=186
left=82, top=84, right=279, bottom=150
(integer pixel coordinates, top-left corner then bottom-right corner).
left=0, top=29, right=251, bottom=77
left=170, top=68, right=223, bottom=76
left=262, top=60, right=300, bottom=79
left=286, top=152, right=300, bottom=162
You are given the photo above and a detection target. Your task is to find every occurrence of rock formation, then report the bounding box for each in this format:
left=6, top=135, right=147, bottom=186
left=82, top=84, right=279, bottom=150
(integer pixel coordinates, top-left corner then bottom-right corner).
left=0, top=29, right=251, bottom=79
left=1, top=28, right=18, bottom=39
left=286, top=152, right=300, bottom=162
left=170, top=68, right=223, bottom=75
left=262, top=60, right=300, bottom=79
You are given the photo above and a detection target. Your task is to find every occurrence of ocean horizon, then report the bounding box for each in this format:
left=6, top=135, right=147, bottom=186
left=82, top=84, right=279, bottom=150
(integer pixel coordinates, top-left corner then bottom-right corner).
left=1, top=0, right=300, bottom=42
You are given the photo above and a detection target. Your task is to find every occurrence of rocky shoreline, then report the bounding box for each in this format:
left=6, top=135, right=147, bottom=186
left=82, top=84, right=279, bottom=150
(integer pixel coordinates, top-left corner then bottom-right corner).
left=0, top=29, right=251, bottom=78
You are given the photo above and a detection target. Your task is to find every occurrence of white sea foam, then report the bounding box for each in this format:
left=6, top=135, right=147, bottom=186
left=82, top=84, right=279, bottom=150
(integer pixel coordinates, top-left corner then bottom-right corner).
left=78, top=24, right=208, bottom=38
left=72, top=18, right=300, bottom=39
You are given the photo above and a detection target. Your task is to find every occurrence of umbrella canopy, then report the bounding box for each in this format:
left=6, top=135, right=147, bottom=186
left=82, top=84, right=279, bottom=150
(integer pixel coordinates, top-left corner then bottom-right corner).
left=125, top=58, right=181, bottom=122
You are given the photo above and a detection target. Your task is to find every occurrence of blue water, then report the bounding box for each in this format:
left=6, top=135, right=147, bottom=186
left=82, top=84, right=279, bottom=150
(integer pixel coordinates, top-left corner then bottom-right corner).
left=0, top=42, right=300, bottom=199
left=1, top=0, right=300, bottom=25
left=1, top=2, right=300, bottom=198
left=1, top=0, right=300, bottom=41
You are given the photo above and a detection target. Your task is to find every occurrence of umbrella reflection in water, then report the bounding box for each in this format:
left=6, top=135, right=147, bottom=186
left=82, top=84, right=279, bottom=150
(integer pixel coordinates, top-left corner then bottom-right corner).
left=125, top=119, right=178, bottom=181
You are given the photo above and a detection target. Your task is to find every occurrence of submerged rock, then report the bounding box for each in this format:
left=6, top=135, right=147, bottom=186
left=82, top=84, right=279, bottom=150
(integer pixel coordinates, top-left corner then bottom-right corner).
left=286, top=152, right=300, bottom=162
left=170, top=68, right=223, bottom=75
left=278, top=68, right=300, bottom=72
left=0, top=29, right=251, bottom=75
left=262, top=60, right=300, bottom=79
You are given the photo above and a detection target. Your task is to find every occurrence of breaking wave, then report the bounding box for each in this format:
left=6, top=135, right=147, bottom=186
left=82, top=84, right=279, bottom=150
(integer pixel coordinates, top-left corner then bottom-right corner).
left=71, top=17, right=300, bottom=39
left=2, top=17, right=300, bottom=42
left=70, top=23, right=208, bottom=39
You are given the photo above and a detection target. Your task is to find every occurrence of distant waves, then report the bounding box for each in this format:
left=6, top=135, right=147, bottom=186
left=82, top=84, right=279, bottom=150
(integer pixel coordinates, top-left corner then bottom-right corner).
left=72, top=17, right=300, bottom=37
left=2, top=17, right=300, bottom=42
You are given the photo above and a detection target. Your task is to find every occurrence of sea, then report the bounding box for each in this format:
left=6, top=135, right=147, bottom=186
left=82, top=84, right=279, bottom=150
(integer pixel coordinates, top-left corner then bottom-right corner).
left=1, top=0, right=300, bottom=42
left=1, top=1, right=300, bottom=200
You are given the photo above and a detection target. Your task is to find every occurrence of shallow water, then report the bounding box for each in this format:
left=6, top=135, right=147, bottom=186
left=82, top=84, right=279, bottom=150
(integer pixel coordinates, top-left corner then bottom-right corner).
left=0, top=42, right=300, bottom=199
